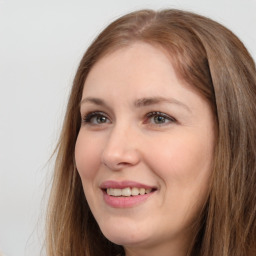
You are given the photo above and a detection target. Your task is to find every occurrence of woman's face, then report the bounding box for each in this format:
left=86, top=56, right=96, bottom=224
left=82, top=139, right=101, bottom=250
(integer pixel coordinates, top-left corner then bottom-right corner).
left=75, top=43, right=216, bottom=255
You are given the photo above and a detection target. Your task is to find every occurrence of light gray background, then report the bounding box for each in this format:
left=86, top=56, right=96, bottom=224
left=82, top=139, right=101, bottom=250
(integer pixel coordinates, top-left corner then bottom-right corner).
left=0, top=0, right=255, bottom=255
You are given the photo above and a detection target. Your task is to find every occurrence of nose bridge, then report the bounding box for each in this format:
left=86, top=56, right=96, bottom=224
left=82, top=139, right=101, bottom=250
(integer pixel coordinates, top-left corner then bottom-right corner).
left=101, top=121, right=140, bottom=170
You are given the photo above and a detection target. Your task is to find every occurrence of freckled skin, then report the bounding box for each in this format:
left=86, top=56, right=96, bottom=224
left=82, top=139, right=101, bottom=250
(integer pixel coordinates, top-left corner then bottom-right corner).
left=75, top=43, right=216, bottom=256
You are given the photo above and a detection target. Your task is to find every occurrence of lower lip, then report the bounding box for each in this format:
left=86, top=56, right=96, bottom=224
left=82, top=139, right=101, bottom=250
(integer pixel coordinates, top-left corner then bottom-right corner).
left=103, top=191, right=154, bottom=208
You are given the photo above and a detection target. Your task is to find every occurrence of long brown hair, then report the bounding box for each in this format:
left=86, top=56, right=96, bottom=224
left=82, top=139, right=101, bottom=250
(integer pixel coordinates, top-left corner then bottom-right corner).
left=46, top=9, right=256, bottom=256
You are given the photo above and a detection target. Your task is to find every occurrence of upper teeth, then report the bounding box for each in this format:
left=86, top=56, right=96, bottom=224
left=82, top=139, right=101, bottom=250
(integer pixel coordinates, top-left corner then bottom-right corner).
left=106, top=187, right=152, bottom=197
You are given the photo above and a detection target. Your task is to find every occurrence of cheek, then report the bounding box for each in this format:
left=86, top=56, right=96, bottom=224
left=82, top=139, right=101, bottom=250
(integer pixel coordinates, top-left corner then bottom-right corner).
left=147, top=132, right=213, bottom=200
left=149, top=135, right=213, bottom=228
left=75, top=131, right=102, bottom=180
left=152, top=135, right=212, bottom=172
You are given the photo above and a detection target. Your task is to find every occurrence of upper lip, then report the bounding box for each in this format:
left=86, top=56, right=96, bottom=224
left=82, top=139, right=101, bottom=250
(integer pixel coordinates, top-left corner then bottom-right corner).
left=100, top=180, right=157, bottom=190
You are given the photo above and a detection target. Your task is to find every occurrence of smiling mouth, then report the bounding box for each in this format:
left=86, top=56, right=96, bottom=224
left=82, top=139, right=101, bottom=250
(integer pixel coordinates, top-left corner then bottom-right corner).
left=105, top=187, right=155, bottom=197
left=101, top=182, right=157, bottom=207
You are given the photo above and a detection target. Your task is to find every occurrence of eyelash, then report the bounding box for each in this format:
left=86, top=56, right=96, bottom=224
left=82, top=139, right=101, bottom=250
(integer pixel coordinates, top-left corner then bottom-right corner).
left=145, top=111, right=177, bottom=126
left=82, top=111, right=110, bottom=125
left=82, top=111, right=177, bottom=126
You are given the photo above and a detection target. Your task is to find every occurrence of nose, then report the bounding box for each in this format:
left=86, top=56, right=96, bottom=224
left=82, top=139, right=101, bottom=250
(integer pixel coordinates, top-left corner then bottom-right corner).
left=101, top=125, right=141, bottom=171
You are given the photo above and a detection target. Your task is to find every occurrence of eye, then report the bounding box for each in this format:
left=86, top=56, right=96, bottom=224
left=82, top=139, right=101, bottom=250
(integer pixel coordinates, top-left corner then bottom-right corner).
left=145, top=111, right=176, bottom=126
left=82, top=111, right=110, bottom=125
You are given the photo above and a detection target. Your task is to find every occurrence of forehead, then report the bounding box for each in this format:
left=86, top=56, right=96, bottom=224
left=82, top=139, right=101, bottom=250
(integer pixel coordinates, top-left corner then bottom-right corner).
left=80, top=42, right=210, bottom=118
left=82, top=42, right=189, bottom=96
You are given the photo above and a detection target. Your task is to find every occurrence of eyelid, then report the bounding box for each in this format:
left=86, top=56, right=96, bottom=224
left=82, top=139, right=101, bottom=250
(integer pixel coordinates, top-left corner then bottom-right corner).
left=145, top=111, right=177, bottom=126
left=146, top=111, right=176, bottom=120
left=82, top=111, right=111, bottom=124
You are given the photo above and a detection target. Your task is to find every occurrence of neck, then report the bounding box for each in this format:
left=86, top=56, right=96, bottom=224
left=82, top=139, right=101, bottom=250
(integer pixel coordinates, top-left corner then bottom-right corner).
left=123, top=236, right=190, bottom=256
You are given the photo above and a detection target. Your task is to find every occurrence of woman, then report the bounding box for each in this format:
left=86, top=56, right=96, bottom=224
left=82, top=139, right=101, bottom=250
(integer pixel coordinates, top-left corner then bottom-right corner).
left=46, top=9, right=256, bottom=256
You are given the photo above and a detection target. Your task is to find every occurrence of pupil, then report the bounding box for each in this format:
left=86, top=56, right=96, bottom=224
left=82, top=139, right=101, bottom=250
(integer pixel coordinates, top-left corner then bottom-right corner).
left=154, top=116, right=165, bottom=123
left=97, top=116, right=106, bottom=123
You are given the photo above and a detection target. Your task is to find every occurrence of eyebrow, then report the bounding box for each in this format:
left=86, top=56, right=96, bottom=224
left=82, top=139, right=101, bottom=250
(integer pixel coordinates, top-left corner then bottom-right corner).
left=134, top=97, right=190, bottom=112
left=80, top=97, right=107, bottom=107
left=80, top=96, right=191, bottom=112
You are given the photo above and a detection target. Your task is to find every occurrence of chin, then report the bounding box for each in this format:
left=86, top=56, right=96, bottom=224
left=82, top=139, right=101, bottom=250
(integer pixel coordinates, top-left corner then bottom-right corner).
left=100, top=221, right=150, bottom=246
